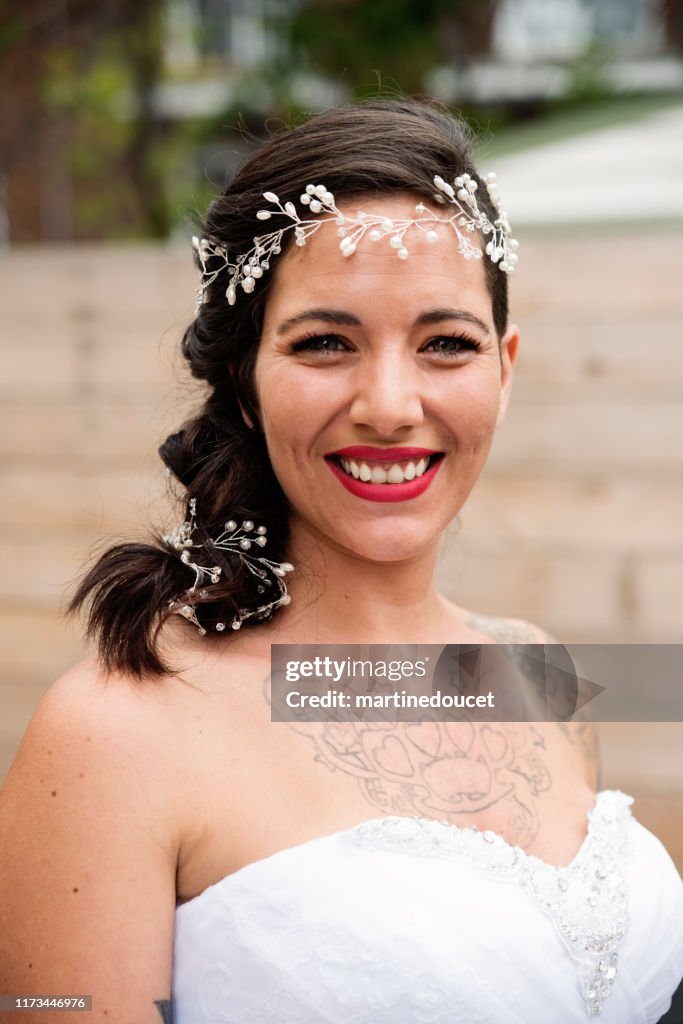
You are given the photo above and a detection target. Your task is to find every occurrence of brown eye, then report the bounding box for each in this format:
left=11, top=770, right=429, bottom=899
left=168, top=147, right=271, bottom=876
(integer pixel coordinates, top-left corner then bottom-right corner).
left=422, top=336, right=481, bottom=356
left=291, top=334, right=350, bottom=354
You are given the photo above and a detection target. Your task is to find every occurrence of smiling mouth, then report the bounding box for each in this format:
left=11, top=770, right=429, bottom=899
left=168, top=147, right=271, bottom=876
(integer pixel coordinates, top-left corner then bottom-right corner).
left=327, top=453, right=444, bottom=485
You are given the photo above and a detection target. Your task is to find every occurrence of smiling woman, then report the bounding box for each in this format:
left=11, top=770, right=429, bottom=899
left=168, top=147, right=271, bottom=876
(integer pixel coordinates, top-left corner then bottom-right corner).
left=255, top=196, right=516, bottom=561
left=0, top=99, right=681, bottom=1024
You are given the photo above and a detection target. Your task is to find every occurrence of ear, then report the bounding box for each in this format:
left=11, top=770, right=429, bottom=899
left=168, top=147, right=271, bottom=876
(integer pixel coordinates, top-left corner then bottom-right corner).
left=496, top=323, right=520, bottom=426
left=229, top=366, right=261, bottom=432
left=239, top=401, right=258, bottom=431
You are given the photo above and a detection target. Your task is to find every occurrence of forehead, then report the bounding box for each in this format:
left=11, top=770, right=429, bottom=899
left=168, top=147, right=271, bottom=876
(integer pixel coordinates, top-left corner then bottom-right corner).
left=262, top=194, right=493, bottom=331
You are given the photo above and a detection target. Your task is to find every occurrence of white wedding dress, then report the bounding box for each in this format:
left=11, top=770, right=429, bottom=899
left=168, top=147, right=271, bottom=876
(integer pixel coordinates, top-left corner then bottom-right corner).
left=173, top=791, right=683, bottom=1023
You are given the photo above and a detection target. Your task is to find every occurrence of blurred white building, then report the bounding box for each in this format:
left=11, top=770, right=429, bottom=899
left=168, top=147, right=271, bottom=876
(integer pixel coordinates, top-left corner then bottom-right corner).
left=493, top=0, right=664, bottom=62
left=163, top=0, right=682, bottom=111
left=428, top=0, right=682, bottom=103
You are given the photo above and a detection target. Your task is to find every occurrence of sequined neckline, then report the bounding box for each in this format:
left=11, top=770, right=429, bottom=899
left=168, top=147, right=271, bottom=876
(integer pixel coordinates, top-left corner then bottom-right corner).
left=177, top=790, right=619, bottom=907
left=356, top=788, right=625, bottom=872
left=346, top=790, right=634, bottom=1018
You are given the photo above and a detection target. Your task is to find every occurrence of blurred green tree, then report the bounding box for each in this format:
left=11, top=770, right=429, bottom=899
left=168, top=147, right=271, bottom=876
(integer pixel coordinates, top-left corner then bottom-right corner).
left=289, top=0, right=499, bottom=94
left=0, top=0, right=168, bottom=241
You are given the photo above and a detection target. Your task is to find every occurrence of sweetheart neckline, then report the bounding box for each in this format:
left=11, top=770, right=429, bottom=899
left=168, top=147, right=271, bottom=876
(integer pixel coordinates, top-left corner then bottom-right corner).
left=176, top=789, right=631, bottom=912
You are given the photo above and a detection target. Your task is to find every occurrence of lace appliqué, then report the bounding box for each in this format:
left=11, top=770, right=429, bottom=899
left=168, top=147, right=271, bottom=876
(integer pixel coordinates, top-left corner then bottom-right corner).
left=346, top=790, right=633, bottom=1019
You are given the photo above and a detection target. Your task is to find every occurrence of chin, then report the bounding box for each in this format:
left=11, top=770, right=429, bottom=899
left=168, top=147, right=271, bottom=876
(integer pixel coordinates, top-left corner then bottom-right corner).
left=333, top=520, right=445, bottom=565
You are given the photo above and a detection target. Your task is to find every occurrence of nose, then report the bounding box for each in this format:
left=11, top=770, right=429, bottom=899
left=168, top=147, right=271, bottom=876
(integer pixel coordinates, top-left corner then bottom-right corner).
left=349, top=350, right=425, bottom=436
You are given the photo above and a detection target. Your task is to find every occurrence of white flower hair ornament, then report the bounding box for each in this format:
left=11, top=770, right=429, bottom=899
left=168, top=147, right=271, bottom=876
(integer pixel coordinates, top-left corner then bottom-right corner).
left=192, top=172, right=518, bottom=310
left=163, top=498, right=294, bottom=635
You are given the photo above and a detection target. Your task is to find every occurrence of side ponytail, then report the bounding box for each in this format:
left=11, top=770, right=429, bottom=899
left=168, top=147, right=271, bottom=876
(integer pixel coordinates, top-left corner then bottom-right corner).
left=69, top=367, right=289, bottom=677
left=68, top=542, right=194, bottom=678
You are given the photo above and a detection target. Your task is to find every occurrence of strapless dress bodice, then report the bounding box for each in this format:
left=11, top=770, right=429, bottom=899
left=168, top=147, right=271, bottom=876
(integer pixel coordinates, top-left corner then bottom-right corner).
left=173, top=791, right=683, bottom=1023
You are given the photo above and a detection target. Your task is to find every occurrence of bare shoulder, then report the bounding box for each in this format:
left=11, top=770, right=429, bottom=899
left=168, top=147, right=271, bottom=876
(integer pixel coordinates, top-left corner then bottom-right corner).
left=0, top=656, right=185, bottom=884
left=0, top=658, right=195, bottom=1021
left=8, top=657, right=193, bottom=809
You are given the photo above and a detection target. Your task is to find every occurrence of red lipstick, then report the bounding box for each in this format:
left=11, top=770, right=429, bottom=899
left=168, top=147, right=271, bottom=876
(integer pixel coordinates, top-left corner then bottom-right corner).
left=325, top=451, right=444, bottom=503
left=329, top=446, right=438, bottom=460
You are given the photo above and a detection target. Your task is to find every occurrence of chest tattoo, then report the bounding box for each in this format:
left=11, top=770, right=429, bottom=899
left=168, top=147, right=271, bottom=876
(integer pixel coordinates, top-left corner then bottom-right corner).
left=294, top=719, right=552, bottom=847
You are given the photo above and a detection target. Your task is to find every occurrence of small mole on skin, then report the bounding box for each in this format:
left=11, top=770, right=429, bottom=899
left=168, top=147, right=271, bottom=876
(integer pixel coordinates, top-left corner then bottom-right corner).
left=79, top=772, right=85, bottom=778
left=73, top=887, right=79, bottom=893
left=51, top=790, right=57, bottom=797
left=47, top=749, right=52, bottom=755
left=28, top=963, right=32, bottom=969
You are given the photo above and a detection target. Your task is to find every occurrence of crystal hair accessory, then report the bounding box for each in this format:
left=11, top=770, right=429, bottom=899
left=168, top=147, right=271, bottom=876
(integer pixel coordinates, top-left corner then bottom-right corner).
left=163, top=498, right=294, bottom=635
left=192, top=171, right=518, bottom=309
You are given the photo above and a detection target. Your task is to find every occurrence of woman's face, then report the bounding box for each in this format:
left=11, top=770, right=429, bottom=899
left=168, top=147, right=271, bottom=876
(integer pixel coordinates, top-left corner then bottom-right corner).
left=254, top=195, right=519, bottom=564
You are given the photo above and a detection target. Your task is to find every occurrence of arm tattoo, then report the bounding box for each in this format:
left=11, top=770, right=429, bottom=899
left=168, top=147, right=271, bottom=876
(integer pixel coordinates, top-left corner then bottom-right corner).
left=154, top=999, right=175, bottom=1023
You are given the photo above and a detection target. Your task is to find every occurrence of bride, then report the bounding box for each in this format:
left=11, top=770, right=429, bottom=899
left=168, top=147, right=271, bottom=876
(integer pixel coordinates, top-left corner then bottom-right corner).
left=1, top=99, right=680, bottom=1023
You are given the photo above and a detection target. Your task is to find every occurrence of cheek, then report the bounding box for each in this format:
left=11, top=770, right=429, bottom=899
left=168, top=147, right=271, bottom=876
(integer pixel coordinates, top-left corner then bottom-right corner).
left=256, top=360, right=343, bottom=451
left=441, top=373, right=502, bottom=453
left=260, top=390, right=297, bottom=436
left=255, top=363, right=299, bottom=437
left=257, top=382, right=314, bottom=475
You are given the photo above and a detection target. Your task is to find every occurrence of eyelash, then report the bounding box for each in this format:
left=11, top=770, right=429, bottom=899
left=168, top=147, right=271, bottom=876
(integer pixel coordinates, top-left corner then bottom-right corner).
left=422, top=335, right=482, bottom=357
left=290, top=332, right=483, bottom=357
left=290, top=333, right=350, bottom=354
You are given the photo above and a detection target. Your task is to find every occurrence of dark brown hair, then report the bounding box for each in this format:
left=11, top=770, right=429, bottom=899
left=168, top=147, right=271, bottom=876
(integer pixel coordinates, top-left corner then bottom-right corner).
left=69, top=98, right=510, bottom=678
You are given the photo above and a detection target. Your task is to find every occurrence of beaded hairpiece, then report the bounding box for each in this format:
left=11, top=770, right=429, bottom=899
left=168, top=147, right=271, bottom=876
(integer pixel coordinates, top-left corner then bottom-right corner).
left=162, top=499, right=294, bottom=634
left=192, top=171, right=518, bottom=309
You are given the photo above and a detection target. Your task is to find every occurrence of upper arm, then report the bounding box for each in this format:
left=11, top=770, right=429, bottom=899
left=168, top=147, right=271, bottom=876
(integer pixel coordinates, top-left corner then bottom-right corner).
left=0, top=661, right=182, bottom=1022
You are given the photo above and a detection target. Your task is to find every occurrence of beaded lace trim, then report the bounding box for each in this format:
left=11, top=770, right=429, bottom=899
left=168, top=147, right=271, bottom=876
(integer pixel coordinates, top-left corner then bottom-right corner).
left=346, top=790, right=633, bottom=1018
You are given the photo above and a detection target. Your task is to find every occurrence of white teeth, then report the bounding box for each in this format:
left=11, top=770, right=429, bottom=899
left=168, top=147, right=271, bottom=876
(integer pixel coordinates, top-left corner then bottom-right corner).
left=338, top=455, right=434, bottom=484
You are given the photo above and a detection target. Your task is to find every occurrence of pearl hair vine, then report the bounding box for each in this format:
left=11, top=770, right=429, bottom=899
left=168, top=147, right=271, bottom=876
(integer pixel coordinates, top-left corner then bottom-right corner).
left=162, top=498, right=294, bottom=635
left=192, top=171, right=518, bottom=309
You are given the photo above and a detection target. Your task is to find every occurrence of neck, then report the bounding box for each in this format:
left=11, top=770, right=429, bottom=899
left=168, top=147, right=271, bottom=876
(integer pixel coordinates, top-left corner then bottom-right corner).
left=271, top=523, right=454, bottom=644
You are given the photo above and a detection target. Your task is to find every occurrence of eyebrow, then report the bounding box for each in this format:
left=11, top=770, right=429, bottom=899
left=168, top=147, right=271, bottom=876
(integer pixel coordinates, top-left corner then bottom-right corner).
left=276, top=307, right=491, bottom=338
